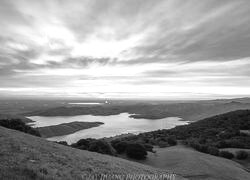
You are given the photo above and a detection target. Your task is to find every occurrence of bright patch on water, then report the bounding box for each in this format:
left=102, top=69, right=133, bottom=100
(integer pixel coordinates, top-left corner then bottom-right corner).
left=68, top=102, right=103, bottom=105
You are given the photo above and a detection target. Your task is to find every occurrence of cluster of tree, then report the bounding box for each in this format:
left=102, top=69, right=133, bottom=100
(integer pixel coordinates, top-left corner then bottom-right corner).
left=111, top=140, right=151, bottom=160
left=215, top=150, right=248, bottom=160
left=0, top=119, right=40, bottom=137
left=112, top=133, right=177, bottom=148
left=71, top=138, right=116, bottom=156
left=70, top=138, right=150, bottom=160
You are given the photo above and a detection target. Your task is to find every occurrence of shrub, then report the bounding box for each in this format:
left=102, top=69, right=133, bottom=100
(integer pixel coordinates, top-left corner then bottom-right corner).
left=226, top=139, right=246, bottom=148
left=112, top=141, right=128, bottom=154
left=167, top=136, right=177, bottom=146
left=88, top=140, right=116, bottom=156
left=236, top=151, right=248, bottom=160
left=219, top=151, right=234, bottom=159
left=74, top=138, right=92, bottom=149
left=126, top=143, right=147, bottom=160
left=158, top=141, right=169, bottom=148
left=143, top=144, right=154, bottom=152
left=148, top=138, right=157, bottom=145
left=216, top=140, right=229, bottom=148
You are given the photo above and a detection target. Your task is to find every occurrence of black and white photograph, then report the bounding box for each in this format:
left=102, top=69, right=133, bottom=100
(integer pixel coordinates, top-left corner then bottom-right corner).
left=0, top=0, right=250, bottom=179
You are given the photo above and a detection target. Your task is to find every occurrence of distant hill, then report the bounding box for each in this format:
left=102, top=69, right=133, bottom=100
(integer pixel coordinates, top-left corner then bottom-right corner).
left=37, top=121, right=104, bottom=138
left=0, top=126, right=184, bottom=180
left=25, top=101, right=250, bottom=121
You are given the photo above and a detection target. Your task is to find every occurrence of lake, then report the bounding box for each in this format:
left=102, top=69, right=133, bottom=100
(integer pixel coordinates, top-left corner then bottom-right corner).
left=28, top=113, right=188, bottom=144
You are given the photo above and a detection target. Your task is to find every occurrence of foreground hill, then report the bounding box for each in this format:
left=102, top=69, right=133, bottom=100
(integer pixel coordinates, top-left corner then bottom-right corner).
left=0, top=126, right=184, bottom=180
left=129, top=145, right=250, bottom=180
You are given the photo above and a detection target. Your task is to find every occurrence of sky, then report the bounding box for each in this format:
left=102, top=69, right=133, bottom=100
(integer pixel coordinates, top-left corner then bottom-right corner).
left=0, top=0, right=250, bottom=100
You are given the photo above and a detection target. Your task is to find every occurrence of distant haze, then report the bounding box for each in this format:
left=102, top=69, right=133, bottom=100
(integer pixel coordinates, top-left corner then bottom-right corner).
left=1, top=0, right=250, bottom=100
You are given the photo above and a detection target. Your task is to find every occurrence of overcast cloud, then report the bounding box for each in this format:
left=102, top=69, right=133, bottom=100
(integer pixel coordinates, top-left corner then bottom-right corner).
left=0, top=0, right=250, bottom=99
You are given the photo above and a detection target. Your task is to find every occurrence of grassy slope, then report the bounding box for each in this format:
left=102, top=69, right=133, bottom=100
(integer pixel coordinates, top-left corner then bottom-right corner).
left=127, top=145, right=250, bottom=180
left=0, top=126, right=185, bottom=180
left=37, top=121, right=104, bottom=138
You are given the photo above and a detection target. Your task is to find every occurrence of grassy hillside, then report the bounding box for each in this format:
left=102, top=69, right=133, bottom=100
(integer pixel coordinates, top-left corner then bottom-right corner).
left=0, top=126, right=184, bottom=180
left=126, top=145, right=250, bottom=180
left=37, top=121, right=104, bottom=138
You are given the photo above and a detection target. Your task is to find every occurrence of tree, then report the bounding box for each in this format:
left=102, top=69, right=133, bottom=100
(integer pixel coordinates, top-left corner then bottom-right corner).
left=111, top=141, right=128, bottom=154
left=72, top=138, right=92, bottom=150
left=88, top=140, right=116, bottom=156
left=167, top=136, right=177, bottom=146
left=126, top=143, right=147, bottom=160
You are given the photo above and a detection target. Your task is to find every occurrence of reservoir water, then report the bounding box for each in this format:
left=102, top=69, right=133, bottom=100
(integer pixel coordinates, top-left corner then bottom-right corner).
left=28, top=113, right=188, bottom=144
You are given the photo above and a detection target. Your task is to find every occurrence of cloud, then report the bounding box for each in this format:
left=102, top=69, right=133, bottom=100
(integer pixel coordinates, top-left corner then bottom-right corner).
left=0, top=0, right=250, bottom=99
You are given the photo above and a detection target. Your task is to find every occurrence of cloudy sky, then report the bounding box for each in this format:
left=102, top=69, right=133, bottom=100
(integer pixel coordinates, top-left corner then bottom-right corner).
left=1, top=0, right=250, bottom=100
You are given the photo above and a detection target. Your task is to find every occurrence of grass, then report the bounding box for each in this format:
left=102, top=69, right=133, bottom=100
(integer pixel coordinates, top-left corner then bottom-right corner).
left=0, top=126, right=184, bottom=180
left=120, top=145, right=250, bottom=180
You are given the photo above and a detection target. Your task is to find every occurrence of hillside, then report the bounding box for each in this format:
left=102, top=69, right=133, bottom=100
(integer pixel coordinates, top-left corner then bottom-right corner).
left=0, top=126, right=184, bottom=180
left=37, top=121, right=104, bottom=138
left=127, top=145, right=250, bottom=180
